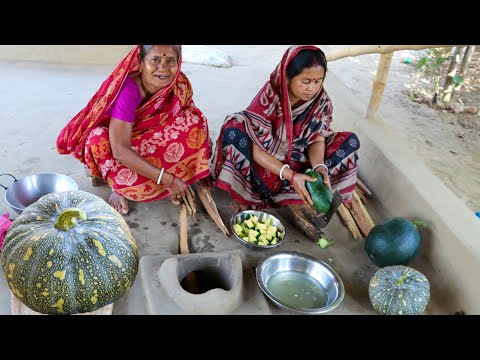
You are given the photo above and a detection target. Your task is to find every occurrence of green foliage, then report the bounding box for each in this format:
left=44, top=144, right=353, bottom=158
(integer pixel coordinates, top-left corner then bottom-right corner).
left=410, top=47, right=459, bottom=104
left=415, top=48, right=451, bottom=71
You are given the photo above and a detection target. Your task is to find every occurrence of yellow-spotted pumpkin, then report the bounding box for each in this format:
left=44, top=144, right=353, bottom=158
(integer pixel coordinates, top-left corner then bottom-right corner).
left=1, top=190, right=138, bottom=314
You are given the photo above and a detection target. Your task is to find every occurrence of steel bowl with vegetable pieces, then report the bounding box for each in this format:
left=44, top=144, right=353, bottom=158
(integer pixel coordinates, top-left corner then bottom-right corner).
left=230, top=210, right=286, bottom=249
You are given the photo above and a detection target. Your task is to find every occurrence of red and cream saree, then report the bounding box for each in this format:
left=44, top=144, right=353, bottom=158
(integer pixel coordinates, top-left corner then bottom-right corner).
left=212, top=45, right=360, bottom=209
left=57, top=45, right=210, bottom=202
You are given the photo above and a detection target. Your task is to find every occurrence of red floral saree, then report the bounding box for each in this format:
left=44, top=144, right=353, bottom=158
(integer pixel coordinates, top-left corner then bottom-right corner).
left=57, top=45, right=210, bottom=202
left=212, top=45, right=360, bottom=209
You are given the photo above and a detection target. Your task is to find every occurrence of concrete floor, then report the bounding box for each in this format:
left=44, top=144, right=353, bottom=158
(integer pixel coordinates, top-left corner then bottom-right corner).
left=0, top=46, right=459, bottom=315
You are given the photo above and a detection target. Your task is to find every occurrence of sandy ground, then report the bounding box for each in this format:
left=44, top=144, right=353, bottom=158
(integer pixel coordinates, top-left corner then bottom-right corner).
left=321, top=46, right=480, bottom=214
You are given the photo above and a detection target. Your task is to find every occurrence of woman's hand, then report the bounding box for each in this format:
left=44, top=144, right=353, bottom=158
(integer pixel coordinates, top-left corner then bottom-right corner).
left=166, top=175, right=188, bottom=202
left=292, top=173, right=317, bottom=208
left=315, top=167, right=332, bottom=191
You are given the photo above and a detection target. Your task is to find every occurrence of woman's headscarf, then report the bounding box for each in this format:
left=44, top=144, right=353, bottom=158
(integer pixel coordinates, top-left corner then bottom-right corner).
left=56, top=45, right=196, bottom=162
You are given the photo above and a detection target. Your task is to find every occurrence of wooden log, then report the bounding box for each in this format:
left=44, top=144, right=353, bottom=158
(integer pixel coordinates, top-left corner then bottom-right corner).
left=284, top=204, right=323, bottom=241
left=355, top=187, right=369, bottom=204
left=337, top=204, right=363, bottom=239
left=357, top=178, right=373, bottom=197
left=349, top=192, right=375, bottom=237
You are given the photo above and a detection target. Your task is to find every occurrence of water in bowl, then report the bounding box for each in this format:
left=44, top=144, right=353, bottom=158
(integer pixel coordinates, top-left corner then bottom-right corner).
left=266, top=270, right=328, bottom=309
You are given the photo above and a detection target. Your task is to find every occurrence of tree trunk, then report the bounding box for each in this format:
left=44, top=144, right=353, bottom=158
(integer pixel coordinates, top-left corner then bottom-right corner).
left=442, top=47, right=461, bottom=103
left=450, top=45, right=475, bottom=105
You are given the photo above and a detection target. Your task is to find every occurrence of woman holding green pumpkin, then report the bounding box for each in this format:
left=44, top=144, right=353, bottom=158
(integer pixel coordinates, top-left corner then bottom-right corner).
left=212, top=45, right=361, bottom=213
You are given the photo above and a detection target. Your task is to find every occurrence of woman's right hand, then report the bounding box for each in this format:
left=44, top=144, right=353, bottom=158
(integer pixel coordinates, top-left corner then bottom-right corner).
left=292, top=173, right=317, bottom=208
left=166, top=174, right=188, bottom=202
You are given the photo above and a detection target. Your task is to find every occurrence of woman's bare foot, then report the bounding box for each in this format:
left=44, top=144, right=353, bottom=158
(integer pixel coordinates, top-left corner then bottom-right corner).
left=230, top=201, right=249, bottom=213
left=109, top=192, right=129, bottom=214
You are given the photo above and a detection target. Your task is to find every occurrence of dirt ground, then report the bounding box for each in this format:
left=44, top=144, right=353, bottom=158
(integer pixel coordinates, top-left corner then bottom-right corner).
left=327, top=47, right=480, bottom=214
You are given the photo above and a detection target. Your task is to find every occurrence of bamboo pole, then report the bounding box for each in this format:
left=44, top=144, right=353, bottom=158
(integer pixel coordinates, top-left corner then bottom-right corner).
left=326, top=45, right=464, bottom=62
left=366, top=52, right=394, bottom=117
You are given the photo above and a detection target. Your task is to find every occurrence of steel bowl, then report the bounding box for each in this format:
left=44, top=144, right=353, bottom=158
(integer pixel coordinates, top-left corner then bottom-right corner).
left=230, top=210, right=286, bottom=249
left=256, top=252, right=345, bottom=314
left=0, top=173, right=79, bottom=215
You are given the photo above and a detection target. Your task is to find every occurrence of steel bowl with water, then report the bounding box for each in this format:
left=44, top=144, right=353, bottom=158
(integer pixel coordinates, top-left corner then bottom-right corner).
left=0, top=173, right=79, bottom=215
left=230, top=210, right=287, bottom=249
left=256, top=252, right=345, bottom=314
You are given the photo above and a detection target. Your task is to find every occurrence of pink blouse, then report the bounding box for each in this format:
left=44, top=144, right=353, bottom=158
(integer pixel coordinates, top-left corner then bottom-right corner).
left=106, top=77, right=143, bottom=124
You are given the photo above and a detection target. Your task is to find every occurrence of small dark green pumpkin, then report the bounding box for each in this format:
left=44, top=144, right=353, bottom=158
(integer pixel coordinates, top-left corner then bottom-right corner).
left=305, top=169, right=333, bottom=214
left=1, top=190, right=139, bottom=315
left=365, top=217, right=424, bottom=267
left=369, top=265, right=430, bottom=315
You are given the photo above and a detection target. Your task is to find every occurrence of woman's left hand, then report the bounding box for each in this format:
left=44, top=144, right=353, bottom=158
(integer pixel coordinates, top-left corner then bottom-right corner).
left=315, top=168, right=332, bottom=191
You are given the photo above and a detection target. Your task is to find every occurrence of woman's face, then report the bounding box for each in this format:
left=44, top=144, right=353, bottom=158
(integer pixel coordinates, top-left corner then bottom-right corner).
left=287, top=66, right=325, bottom=104
left=141, top=45, right=179, bottom=91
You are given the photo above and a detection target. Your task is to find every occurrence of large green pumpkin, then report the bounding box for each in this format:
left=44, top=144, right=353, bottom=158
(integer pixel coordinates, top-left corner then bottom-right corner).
left=369, top=265, right=430, bottom=315
left=364, top=217, right=425, bottom=267
left=1, top=190, right=139, bottom=315
left=305, top=169, right=333, bottom=214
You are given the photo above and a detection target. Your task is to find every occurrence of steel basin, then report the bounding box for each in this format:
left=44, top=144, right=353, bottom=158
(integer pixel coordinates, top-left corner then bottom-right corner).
left=256, top=252, right=345, bottom=314
left=0, top=173, right=78, bottom=215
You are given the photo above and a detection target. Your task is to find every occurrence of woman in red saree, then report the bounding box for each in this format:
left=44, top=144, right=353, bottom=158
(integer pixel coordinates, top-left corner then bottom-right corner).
left=212, top=45, right=360, bottom=213
left=57, top=45, right=211, bottom=214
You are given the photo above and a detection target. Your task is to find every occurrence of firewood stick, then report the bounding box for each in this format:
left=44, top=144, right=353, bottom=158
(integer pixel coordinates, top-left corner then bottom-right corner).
left=353, top=191, right=374, bottom=228
left=195, top=185, right=230, bottom=237
left=354, top=188, right=368, bottom=204
left=185, top=186, right=197, bottom=220
left=182, top=195, right=192, bottom=216
left=179, top=205, right=189, bottom=254
left=350, top=192, right=375, bottom=237
left=357, top=178, right=373, bottom=197
left=338, top=204, right=363, bottom=239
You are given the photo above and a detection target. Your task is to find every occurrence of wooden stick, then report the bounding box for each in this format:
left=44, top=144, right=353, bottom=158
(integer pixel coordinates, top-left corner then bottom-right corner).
left=185, top=186, right=197, bottom=221
left=337, top=204, right=363, bottom=240
left=354, top=192, right=374, bottom=226
left=350, top=192, right=375, bottom=237
left=195, top=183, right=230, bottom=237
left=179, top=205, right=189, bottom=255
left=356, top=178, right=373, bottom=197
left=354, top=188, right=368, bottom=204
left=182, top=195, right=192, bottom=216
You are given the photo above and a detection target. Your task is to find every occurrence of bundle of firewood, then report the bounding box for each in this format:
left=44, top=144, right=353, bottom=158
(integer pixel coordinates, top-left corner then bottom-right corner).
left=337, top=178, right=375, bottom=239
